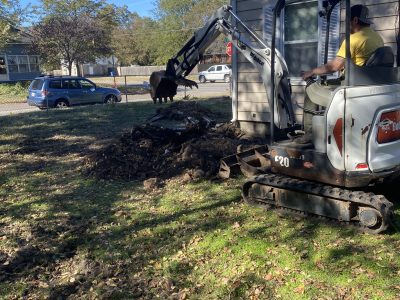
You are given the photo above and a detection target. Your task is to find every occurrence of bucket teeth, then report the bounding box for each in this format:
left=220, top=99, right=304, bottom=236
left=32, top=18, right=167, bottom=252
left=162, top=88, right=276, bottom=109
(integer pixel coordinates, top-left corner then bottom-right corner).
left=236, top=155, right=262, bottom=177
left=218, top=145, right=270, bottom=179
left=175, top=78, right=198, bottom=89
left=255, top=149, right=270, bottom=168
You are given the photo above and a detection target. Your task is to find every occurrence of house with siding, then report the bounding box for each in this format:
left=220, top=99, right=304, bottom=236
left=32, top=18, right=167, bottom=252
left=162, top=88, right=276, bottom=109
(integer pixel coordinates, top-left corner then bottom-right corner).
left=0, top=29, right=41, bottom=82
left=230, top=0, right=399, bottom=136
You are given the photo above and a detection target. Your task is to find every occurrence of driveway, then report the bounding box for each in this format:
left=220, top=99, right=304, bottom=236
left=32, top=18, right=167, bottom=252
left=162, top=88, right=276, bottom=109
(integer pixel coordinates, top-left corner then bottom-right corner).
left=0, top=82, right=231, bottom=116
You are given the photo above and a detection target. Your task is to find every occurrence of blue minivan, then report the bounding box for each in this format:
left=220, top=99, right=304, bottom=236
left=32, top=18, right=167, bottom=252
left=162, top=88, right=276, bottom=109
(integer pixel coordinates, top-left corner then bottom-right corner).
left=27, top=76, right=122, bottom=109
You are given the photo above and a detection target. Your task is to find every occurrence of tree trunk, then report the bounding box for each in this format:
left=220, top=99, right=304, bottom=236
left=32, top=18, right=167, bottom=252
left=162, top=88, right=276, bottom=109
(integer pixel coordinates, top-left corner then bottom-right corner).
left=76, top=62, right=82, bottom=77
left=67, top=62, right=73, bottom=76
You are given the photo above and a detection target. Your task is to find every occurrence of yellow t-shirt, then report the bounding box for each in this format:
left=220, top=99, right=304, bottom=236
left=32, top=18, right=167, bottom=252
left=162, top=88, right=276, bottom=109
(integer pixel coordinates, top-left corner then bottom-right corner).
left=336, top=27, right=384, bottom=66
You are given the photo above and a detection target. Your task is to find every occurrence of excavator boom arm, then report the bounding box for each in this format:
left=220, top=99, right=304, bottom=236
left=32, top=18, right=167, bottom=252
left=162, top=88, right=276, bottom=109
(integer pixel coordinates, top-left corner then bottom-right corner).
left=150, top=5, right=295, bottom=128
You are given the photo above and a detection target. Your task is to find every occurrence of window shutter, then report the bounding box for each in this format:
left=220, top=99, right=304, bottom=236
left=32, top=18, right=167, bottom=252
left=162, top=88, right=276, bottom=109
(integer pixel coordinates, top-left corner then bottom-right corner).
left=263, top=4, right=274, bottom=46
left=319, top=5, right=340, bottom=65
left=263, top=3, right=282, bottom=49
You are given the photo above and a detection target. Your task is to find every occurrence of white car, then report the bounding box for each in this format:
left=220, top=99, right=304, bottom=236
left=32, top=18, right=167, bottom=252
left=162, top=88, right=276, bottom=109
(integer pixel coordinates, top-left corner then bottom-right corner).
left=198, top=64, right=231, bottom=83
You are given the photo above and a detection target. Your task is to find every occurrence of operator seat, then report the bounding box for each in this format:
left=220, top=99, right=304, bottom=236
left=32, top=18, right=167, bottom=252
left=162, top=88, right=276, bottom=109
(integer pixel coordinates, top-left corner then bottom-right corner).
left=364, top=46, right=394, bottom=67
left=348, top=46, right=398, bottom=86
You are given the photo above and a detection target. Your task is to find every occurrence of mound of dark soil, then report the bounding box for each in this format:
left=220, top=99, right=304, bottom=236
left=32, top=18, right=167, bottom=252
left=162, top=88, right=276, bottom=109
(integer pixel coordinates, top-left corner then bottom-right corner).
left=85, top=123, right=244, bottom=181
left=84, top=101, right=259, bottom=181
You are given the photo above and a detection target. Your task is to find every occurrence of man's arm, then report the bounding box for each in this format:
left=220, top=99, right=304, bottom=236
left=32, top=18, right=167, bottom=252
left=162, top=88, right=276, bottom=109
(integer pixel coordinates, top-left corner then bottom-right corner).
left=302, top=57, right=345, bottom=80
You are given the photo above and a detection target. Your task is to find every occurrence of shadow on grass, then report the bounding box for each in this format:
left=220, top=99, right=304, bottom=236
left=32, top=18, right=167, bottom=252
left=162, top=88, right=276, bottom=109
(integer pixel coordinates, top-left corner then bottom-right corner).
left=0, top=177, right=242, bottom=297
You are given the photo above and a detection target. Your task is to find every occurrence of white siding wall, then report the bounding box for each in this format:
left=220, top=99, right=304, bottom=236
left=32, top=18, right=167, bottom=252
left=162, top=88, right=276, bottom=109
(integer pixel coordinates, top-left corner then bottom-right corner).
left=235, top=0, right=273, bottom=132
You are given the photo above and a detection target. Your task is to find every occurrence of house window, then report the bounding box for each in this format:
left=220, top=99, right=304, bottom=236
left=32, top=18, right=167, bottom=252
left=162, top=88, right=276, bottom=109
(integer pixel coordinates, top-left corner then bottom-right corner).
left=18, top=56, right=29, bottom=73
left=263, top=1, right=340, bottom=80
left=29, top=56, right=40, bottom=72
left=0, top=57, right=7, bottom=74
left=7, top=55, right=19, bottom=73
left=7, top=55, right=40, bottom=73
left=284, top=1, right=319, bottom=77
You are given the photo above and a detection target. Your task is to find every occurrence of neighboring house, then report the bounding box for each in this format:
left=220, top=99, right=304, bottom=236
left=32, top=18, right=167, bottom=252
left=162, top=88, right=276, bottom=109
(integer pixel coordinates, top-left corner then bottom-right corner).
left=199, top=53, right=231, bottom=72
left=231, top=0, right=399, bottom=136
left=0, top=29, right=41, bottom=82
left=60, top=56, right=118, bottom=77
left=199, top=38, right=231, bottom=71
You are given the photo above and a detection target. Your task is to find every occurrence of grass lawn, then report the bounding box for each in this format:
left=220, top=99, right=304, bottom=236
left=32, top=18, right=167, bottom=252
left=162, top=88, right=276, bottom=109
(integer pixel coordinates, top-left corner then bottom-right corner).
left=0, top=98, right=399, bottom=299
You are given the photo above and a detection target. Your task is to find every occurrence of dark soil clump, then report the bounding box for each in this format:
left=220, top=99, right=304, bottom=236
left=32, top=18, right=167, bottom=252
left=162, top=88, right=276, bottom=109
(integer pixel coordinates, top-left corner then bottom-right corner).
left=84, top=101, right=259, bottom=181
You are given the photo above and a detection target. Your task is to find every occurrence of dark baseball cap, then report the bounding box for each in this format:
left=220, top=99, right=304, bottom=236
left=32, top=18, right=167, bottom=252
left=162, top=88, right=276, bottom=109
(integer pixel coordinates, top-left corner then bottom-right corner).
left=351, top=4, right=373, bottom=24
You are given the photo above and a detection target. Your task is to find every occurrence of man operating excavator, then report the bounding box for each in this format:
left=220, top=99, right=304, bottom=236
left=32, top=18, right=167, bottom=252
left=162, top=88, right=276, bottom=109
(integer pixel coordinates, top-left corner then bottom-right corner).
left=302, top=4, right=384, bottom=80
left=296, top=4, right=384, bottom=144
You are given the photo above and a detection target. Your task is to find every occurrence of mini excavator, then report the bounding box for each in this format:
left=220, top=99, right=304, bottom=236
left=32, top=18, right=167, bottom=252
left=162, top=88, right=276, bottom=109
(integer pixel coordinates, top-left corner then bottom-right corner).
left=150, top=0, right=399, bottom=233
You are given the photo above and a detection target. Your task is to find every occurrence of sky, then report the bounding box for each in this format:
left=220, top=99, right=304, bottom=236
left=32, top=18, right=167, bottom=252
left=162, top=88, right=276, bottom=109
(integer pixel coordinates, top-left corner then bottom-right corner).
left=20, top=0, right=156, bottom=18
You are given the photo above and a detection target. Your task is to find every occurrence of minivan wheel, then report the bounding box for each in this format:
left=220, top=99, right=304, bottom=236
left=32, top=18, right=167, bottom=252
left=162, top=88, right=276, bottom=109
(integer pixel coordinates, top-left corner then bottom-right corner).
left=105, top=95, right=117, bottom=104
left=55, top=100, right=69, bottom=108
left=224, top=75, right=231, bottom=83
left=199, top=75, right=206, bottom=83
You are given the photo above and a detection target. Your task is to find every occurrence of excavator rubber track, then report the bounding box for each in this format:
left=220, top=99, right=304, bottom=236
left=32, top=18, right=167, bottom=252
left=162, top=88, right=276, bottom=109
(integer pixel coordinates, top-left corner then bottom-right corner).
left=243, top=173, right=394, bottom=234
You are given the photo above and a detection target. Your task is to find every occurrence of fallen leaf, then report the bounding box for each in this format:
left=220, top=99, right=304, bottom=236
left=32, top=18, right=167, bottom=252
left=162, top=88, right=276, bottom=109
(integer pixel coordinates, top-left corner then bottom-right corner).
left=294, top=284, right=305, bottom=294
left=264, top=273, right=273, bottom=281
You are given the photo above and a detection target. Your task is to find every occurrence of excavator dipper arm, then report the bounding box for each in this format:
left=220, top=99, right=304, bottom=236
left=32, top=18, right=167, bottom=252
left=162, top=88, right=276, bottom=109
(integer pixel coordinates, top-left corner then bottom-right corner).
left=150, top=5, right=295, bottom=128
left=149, top=6, right=231, bottom=103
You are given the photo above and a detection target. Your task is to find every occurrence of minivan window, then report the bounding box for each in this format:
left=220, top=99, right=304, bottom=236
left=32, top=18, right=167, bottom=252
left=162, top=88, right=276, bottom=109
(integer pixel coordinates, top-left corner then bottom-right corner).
left=63, top=79, right=80, bottom=89
left=31, top=79, right=44, bottom=90
left=49, top=80, right=62, bottom=89
left=79, top=79, right=95, bottom=90
left=216, top=66, right=223, bottom=71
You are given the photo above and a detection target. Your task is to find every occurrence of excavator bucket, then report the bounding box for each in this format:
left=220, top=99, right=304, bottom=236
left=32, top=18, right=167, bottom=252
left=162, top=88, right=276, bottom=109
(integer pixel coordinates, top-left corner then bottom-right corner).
left=149, top=71, right=178, bottom=103
left=149, top=71, right=199, bottom=103
left=218, top=145, right=270, bottom=179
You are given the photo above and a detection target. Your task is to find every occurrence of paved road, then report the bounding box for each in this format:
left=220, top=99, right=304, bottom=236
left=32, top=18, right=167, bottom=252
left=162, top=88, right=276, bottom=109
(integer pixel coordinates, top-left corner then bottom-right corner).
left=0, top=102, right=38, bottom=116
left=0, top=82, right=231, bottom=116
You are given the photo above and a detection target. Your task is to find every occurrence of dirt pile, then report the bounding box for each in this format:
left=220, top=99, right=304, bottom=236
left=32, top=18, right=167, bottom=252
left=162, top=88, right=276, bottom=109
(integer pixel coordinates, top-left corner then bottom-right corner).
left=147, top=100, right=217, bottom=129
left=84, top=101, right=255, bottom=181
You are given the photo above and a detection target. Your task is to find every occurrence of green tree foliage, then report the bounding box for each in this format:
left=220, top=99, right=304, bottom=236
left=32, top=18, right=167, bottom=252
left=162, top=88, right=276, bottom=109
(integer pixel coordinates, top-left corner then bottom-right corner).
left=0, top=0, right=24, bottom=48
left=32, top=0, right=129, bottom=74
left=153, top=0, right=228, bottom=65
left=111, top=0, right=228, bottom=66
left=32, top=16, right=113, bottom=75
left=111, top=13, right=158, bottom=66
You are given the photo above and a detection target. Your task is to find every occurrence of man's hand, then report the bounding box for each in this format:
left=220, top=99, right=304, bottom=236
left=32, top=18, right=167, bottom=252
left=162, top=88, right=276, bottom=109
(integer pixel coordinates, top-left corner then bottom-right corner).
left=301, top=70, right=314, bottom=80
left=301, top=58, right=345, bottom=81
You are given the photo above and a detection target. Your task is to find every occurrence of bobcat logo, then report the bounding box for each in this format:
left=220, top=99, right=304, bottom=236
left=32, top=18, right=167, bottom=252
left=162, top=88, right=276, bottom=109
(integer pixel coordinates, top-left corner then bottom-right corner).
left=378, top=119, right=400, bottom=132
